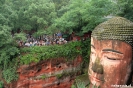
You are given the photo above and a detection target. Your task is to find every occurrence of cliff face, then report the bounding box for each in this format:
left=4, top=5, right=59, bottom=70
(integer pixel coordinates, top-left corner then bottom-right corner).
left=8, top=56, right=82, bottom=88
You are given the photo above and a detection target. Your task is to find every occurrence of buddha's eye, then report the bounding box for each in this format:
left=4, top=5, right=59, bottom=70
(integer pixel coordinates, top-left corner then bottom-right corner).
left=107, top=57, right=120, bottom=60
left=91, top=51, right=96, bottom=56
left=107, top=57, right=117, bottom=60
left=91, top=51, right=95, bottom=54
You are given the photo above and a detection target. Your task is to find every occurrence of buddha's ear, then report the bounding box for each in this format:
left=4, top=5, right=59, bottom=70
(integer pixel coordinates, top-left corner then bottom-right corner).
left=126, top=60, right=133, bottom=85
left=132, top=60, right=133, bottom=86
left=131, top=67, right=133, bottom=86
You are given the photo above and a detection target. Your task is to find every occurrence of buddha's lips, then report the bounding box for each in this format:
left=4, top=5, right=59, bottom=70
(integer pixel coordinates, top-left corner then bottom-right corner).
left=89, top=69, right=104, bottom=82
left=90, top=75, right=102, bottom=82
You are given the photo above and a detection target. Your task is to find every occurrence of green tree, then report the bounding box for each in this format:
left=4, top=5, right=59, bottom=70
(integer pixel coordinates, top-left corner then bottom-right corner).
left=52, top=0, right=70, bottom=17
left=115, top=0, right=133, bottom=21
left=0, top=0, right=20, bottom=83
left=4, top=0, right=57, bottom=34
left=23, top=0, right=56, bottom=32
left=0, top=25, right=19, bottom=83
left=54, top=0, right=115, bottom=35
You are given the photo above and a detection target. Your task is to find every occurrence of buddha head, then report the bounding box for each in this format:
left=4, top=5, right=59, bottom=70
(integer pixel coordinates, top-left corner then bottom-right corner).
left=88, top=17, right=133, bottom=88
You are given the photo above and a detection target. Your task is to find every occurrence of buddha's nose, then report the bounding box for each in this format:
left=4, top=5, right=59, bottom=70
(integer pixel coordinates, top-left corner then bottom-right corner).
left=91, top=57, right=103, bottom=74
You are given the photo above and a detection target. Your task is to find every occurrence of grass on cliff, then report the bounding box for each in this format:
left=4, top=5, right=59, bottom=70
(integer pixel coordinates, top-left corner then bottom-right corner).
left=19, top=41, right=82, bottom=65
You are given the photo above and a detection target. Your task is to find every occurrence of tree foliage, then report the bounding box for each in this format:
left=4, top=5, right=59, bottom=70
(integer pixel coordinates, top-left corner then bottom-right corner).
left=1, top=0, right=133, bottom=35
left=54, top=0, right=115, bottom=35
left=52, top=0, right=70, bottom=17
left=114, top=0, right=133, bottom=21
left=0, top=0, right=20, bottom=83
left=24, top=0, right=56, bottom=31
left=0, top=0, right=57, bottom=33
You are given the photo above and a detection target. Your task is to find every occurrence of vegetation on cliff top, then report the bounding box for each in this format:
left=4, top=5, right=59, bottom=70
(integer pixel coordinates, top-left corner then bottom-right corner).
left=19, top=41, right=82, bottom=65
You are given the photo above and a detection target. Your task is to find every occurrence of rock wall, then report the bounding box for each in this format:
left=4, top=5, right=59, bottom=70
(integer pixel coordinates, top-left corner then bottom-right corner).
left=8, top=56, right=82, bottom=88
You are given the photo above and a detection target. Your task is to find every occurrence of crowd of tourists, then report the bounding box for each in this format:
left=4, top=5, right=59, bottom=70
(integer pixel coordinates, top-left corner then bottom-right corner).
left=18, top=32, right=68, bottom=47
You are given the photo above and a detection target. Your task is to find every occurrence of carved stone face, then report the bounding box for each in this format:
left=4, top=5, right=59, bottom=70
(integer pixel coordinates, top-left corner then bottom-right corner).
left=88, top=37, right=132, bottom=88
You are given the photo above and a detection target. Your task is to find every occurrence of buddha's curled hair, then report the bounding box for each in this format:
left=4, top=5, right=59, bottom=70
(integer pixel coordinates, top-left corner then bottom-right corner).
left=92, top=17, right=133, bottom=48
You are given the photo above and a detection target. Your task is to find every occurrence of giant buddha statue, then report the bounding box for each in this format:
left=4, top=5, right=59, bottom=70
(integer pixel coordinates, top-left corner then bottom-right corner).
left=88, top=17, right=133, bottom=88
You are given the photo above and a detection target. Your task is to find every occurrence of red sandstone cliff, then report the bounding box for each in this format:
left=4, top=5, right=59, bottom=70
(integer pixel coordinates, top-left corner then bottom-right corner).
left=7, top=56, right=82, bottom=88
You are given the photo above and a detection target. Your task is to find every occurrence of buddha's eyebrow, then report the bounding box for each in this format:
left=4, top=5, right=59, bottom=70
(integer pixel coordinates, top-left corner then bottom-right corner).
left=91, top=44, right=95, bottom=49
left=102, top=49, right=123, bottom=54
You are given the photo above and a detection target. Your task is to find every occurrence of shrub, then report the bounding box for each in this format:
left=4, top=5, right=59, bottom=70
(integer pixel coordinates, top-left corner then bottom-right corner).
left=0, top=81, right=4, bottom=88
left=2, top=67, right=18, bottom=83
left=20, top=41, right=82, bottom=65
